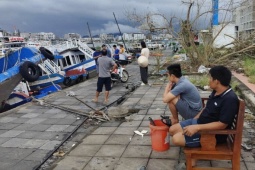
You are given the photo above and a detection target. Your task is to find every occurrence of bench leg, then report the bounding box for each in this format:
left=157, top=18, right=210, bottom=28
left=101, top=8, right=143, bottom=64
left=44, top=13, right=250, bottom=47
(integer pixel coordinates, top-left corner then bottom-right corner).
left=232, top=156, right=240, bottom=170
left=186, top=153, right=193, bottom=170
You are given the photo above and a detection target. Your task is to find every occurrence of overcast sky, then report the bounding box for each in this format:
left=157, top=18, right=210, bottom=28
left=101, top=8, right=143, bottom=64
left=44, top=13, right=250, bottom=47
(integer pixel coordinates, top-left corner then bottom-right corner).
left=0, top=0, right=238, bottom=37
left=0, top=0, right=191, bottom=37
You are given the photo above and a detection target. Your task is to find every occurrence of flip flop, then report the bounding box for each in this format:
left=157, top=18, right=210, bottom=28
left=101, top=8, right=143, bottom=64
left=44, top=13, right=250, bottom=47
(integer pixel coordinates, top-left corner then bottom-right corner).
left=92, top=99, right=98, bottom=103
left=160, top=115, right=170, bottom=119
left=161, top=118, right=172, bottom=127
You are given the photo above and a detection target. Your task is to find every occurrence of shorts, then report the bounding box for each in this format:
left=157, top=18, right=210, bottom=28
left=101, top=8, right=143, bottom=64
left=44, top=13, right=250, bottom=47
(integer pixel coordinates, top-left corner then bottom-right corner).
left=176, top=98, right=200, bottom=120
left=97, top=77, right=111, bottom=92
left=180, top=119, right=201, bottom=147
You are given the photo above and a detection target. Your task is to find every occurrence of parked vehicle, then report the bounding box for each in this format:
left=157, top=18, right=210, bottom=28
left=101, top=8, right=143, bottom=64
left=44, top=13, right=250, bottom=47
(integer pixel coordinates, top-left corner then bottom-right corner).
left=111, top=60, right=129, bottom=87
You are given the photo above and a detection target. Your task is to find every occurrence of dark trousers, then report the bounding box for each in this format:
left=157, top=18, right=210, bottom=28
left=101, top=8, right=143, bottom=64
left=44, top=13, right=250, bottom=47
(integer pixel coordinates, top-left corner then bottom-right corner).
left=140, top=66, right=148, bottom=84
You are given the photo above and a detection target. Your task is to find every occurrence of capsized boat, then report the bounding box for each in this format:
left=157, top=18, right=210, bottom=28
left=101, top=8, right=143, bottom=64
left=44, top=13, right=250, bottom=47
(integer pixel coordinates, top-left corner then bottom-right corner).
left=28, top=39, right=96, bottom=89
left=0, top=47, right=51, bottom=111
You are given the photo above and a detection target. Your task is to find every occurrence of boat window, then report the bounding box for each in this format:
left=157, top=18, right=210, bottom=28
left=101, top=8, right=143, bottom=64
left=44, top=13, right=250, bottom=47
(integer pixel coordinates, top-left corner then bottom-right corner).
left=66, top=56, right=71, bottom=65
left=79, top=55, right=85, bottom=62
left=57, top=60, right=61, bottom=67
left=71, top=55, right=76, bottom=64
left=58, top=59, right=63, bottom=69
left=62, top=58, right=67, bottom=67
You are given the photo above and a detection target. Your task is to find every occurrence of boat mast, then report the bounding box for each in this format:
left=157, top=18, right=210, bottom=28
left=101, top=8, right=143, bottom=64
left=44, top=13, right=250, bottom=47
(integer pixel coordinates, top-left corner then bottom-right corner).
left=87, top=22, right=95, bottom=48
left=113, top=12, right=129, bottom=53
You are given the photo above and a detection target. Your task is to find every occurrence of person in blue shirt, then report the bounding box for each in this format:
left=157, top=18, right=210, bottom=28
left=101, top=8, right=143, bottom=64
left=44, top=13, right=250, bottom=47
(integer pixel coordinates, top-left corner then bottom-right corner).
left=163, top=64, right=203, bottom=125
left=113, top=45, right=119, bottom=60
left=93, top=46, right=102, bottom=73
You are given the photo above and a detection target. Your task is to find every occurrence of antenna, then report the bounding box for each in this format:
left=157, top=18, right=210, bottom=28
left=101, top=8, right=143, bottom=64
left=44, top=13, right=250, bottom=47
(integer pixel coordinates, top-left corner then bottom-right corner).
left=113, top=12, right=129, bottom=53
left=87, top=22, right=95, bottom=48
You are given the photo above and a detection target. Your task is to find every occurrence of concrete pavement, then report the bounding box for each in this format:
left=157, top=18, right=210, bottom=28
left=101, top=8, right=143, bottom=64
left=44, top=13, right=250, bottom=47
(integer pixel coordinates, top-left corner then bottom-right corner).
left=0, top=54, right=254, bottom=170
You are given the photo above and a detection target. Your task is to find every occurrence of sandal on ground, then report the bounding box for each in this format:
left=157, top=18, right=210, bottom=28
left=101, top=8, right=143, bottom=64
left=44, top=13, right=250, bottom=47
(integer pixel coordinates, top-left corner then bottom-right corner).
left=160, top=115, right=170, bottom=119
left=161, top=118, right=172, bottom=127
left=92, top=99, right=98, bottom=103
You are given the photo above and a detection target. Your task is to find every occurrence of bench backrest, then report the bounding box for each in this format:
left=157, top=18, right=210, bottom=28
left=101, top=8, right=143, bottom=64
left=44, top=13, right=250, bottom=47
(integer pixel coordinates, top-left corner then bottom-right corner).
left=228, top=99, right=245, bottom=152
left=201, top=98, right=245, bottom=150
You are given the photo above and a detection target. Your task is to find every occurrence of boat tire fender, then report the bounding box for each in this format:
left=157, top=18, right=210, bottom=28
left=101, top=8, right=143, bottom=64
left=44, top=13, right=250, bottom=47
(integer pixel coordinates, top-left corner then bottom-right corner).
left=63, top=77, right=72, bottom=86
left=39, top=47, right=54, bottom=60
left=75, top=75, right=83, bottom=84
left=86, top=72, right=89, bottom=80
left=20, top=61, right=40, bottom=82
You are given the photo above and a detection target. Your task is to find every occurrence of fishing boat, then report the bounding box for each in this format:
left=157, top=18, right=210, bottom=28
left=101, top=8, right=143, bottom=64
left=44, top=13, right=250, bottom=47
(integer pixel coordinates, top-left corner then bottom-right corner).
left=28, top=39, right=96, bottom=89
left=0, top=46, right=51, bottom=112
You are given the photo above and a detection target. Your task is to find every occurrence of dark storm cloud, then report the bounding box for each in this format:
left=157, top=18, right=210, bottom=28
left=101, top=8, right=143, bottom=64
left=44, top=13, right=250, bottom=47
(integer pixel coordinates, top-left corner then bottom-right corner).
left=0, top=0, right=188, bottom=37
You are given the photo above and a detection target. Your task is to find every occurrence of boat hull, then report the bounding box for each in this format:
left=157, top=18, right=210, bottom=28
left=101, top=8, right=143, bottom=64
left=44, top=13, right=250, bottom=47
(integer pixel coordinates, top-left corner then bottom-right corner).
left=0, top=74, right=23, bottom=110
left=0, top=47, right=46, bottom=112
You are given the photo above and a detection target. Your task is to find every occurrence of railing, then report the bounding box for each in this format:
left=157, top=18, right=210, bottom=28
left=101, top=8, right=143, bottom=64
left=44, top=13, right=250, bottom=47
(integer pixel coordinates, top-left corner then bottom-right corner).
left=38, top=59, right=61, bottom=75
left=76, top=40, right=94, bottom=59
left=44, top=39, right=94, bottom=58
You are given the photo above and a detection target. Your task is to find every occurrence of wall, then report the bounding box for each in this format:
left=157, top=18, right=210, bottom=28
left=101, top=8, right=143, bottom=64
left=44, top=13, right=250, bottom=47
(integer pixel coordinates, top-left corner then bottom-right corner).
left=213, top=24, right=236, bottom=48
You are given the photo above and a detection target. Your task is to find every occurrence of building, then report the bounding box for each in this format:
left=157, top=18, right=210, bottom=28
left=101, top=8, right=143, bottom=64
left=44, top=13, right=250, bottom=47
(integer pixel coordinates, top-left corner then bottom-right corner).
left=234, top=0, right=255, bottom=39
left=213, top=24, right=236, bottom=48
left=21, top=32, right=56, bottom=41
left=99, top=33, right=114, bottom=42
left=64, top=33, right=81, bottom=40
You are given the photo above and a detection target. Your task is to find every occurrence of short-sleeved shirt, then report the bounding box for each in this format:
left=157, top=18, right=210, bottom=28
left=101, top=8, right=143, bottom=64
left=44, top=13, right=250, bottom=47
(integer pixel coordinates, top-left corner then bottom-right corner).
left=197, top=88, right=239, bottom=143
left=141, top=48, right=150, bottom=58
left=98, top=55, right=115, bottom=78
left=120, top=47, right=125, bottom=54
left=171, top=77, right=202, bottom=112
left=93, top=51, right=102, bottom=64
left=114, top=48, right=119, bottom=60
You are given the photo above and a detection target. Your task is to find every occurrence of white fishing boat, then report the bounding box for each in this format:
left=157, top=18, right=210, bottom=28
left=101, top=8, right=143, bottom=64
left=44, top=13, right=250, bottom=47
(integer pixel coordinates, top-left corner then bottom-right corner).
left=28, top=39, right=96, bottom=89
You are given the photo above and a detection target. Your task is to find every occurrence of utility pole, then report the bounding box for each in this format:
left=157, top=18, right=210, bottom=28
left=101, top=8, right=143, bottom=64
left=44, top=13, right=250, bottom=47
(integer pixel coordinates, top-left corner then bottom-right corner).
left=87, top=22, right=95, bottom=48
left=212, top=0, right=219, bottom=26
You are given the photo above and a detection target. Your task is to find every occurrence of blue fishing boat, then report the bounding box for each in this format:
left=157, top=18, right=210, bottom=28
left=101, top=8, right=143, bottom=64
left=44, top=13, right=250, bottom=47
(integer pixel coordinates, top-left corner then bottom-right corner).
left=0, top=47, right=52, bottom=111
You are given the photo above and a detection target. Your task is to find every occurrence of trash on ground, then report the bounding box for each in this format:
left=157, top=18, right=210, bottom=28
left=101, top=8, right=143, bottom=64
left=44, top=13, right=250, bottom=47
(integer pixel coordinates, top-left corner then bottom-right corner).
left=241, top=143, right=253, bottom=151
left=53, top=150, right=65, bottom=157
left=134, top=130, right=147, bottom=138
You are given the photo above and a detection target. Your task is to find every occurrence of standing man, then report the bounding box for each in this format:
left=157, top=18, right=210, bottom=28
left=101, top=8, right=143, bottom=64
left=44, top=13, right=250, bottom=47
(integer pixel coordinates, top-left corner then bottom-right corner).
left=113, top=45, right=119, bottom=61
left=93, top=49, right=117, bottom=104
left=93, top=46, right=102, bottom=74
left=162, top=63, right=203, bottom=125
left=102, top=44, right=112, bottom=58
left=140, top=41, right=150, bottom=86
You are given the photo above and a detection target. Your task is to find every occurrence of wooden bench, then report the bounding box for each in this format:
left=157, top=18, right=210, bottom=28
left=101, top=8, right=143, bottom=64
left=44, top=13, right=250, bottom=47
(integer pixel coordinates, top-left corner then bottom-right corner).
left=184, top=98, right=245, bottom=170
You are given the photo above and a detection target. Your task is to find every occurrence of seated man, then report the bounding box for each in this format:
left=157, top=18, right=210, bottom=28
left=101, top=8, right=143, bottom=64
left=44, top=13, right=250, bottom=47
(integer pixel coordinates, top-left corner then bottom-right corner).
left=163, top=64, right=203, bottom=125
left=170, top=66, right=239, bottom=167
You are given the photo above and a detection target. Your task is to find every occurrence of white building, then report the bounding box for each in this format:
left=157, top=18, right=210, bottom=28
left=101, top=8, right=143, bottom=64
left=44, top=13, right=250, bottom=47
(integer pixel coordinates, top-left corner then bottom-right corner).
left=234, top=0, right=255, bottom=39
left=213, top=24, right=236, bottom=48
left=64, top=33, right=81, bottom=40
left=133, top=33, right=145, bottom=40
left=21, top=32, right=56, bottom=40
left=123, top=33, right=133, bottom=41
